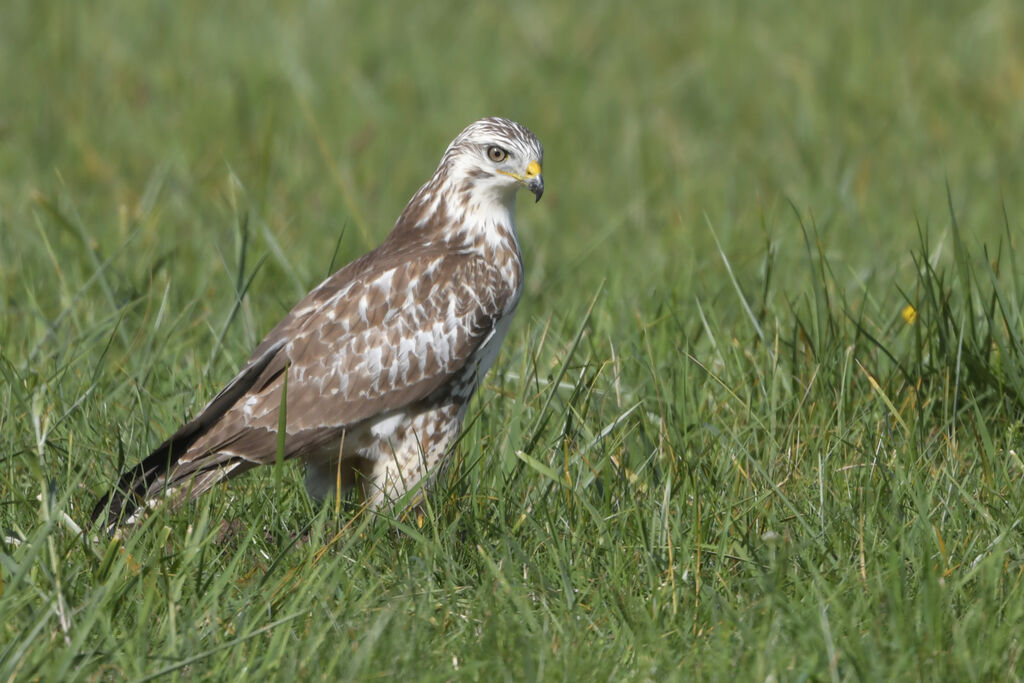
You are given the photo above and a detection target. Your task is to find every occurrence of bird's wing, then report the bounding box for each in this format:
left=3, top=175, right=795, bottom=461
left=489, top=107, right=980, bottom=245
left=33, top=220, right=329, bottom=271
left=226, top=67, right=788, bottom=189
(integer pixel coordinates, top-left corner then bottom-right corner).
left=174, top=244, right=518, bottom=469
left=93, top=245, right=518, bottom=527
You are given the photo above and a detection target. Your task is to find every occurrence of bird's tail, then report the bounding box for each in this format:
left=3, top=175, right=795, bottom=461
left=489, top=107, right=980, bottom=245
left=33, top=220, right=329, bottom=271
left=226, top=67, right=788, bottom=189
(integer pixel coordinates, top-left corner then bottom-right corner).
left=90, top=430, right=255, bottom=532
left=90, top=426, right=204, bottom=532
left=91, top=341, right=285, bottom=532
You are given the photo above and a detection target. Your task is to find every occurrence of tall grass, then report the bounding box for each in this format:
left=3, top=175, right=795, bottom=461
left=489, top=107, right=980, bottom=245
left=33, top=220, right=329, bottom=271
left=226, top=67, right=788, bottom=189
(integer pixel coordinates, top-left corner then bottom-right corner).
left=3, top=1, right=1024, bottom=679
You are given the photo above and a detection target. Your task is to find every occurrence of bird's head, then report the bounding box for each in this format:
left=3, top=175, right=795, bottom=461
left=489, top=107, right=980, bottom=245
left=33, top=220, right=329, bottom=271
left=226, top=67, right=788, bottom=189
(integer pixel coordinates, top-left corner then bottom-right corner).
left=441, top=117, right=544, bottom=204
left=391, top=117, right=544, bottom=247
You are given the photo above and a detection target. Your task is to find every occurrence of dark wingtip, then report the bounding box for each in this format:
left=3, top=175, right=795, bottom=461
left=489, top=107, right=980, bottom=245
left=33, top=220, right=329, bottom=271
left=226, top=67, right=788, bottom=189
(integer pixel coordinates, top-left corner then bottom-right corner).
left=91, top=439, right=184, bottom=533
left=90, top=484, right=141, bottom=534
left=90, top=493, right=111, bottom=528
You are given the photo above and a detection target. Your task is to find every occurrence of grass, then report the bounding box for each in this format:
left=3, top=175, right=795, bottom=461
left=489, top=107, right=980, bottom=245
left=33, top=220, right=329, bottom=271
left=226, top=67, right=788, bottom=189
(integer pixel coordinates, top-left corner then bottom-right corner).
left=3, top=0, right=1024, bottom=679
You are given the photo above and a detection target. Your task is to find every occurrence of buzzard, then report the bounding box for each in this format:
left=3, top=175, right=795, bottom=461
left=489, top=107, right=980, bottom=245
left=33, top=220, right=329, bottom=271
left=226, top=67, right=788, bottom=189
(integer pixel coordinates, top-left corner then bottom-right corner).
left=93, top=117, right=543, bottom=530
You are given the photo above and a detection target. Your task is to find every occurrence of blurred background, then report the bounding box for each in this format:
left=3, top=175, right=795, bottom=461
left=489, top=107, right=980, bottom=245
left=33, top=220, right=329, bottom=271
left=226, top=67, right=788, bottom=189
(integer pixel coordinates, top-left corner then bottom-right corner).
left=3, top=1, right=1023, bottom=336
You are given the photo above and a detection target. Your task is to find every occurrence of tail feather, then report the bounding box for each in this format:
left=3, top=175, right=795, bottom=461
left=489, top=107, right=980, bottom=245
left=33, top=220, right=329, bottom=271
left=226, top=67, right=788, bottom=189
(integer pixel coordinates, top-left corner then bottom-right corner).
left=92, top=340, right=286, bottom=532
left=90, top=426, right=205, bottom=530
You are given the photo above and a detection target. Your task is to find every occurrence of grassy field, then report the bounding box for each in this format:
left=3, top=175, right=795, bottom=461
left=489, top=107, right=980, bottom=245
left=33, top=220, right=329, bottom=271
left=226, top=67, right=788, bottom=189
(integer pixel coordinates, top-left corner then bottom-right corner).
left=3, top=0, right=1024, bottom=679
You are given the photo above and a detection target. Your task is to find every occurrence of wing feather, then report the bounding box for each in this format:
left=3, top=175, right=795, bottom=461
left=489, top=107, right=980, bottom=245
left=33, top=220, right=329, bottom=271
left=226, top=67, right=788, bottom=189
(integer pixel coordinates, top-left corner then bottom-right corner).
left=179, top=245, right=517, bottom=466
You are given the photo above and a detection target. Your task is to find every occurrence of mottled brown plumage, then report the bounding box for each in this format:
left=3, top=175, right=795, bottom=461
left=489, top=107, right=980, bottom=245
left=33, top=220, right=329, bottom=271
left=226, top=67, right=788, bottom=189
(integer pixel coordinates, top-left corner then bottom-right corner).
left=93, top=117, right=544, bottom=530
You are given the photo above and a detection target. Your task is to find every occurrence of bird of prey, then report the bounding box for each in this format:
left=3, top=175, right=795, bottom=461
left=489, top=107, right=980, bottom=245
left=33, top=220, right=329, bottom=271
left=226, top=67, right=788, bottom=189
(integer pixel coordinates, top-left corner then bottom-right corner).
left=93, top=117, right=544, bottom=530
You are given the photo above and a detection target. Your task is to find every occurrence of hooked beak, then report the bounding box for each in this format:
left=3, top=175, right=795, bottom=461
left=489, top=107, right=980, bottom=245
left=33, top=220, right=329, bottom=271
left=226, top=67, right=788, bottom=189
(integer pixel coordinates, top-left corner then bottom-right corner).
left=524, top=160, right=543, bottom=202
left=499, top=160, right=544, bottom=202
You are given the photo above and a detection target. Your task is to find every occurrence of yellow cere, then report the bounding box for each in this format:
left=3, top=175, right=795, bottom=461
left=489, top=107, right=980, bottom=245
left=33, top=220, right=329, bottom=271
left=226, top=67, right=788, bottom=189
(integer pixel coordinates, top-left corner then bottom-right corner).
left=526, top=160, right=541, bottom=178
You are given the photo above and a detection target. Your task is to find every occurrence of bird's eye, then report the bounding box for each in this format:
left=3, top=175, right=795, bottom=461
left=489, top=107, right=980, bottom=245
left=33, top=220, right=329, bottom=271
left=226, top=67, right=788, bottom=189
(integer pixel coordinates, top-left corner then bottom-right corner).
left=486, top=146, right=508, bottom=162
